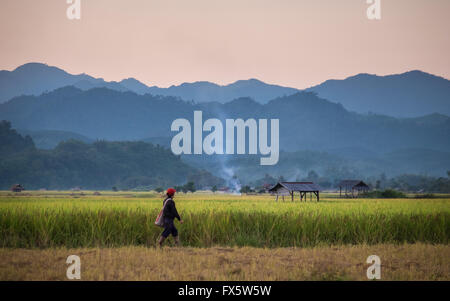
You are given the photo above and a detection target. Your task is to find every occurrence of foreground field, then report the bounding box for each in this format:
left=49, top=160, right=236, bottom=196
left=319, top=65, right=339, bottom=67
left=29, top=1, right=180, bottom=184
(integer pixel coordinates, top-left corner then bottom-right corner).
left=0, top=243, right=448, bottom=280
left=0, top=191, right=448, bottom=248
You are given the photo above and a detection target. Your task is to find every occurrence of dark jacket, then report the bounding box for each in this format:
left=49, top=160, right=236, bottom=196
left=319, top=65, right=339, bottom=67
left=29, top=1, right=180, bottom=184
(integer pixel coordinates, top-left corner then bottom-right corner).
left=162, top=198, right=181, bottom=221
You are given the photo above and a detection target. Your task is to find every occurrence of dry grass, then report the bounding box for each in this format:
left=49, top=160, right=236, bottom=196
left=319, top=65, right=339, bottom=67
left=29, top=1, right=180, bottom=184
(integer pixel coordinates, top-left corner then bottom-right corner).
left=0, top=243, right=448, bottom=281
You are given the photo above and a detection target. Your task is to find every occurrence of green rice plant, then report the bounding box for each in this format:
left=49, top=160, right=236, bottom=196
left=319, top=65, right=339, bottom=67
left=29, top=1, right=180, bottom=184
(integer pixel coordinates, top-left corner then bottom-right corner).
left=0, top=193, right=448, bottom=248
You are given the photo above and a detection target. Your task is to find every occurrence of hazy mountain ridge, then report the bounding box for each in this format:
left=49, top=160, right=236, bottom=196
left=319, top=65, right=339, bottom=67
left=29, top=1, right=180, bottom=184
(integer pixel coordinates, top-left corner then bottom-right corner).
left=306, top=70, right=450, bottom=117
left=0, top=63, right=95, bottom=103
left=0, top=121, right=224, bottom=190
left=181, top=147, right=450, bottom=183
left=0, top=63, right=299, bottom=105
left=1, top=86, right=449, bottom=155
left=16, top=129, right=94, bottom=149
left=146, top=79, right=300, bottom=103
left=1, top=63, right=449, bottom=118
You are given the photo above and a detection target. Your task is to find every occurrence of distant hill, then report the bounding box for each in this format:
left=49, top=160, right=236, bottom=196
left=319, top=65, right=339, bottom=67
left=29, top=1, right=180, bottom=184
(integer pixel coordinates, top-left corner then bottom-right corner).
left=382, top=148, right=450, bottom=176
left=0, top=120, right=35, bottom=156
left=145, top=79, right=299, bottom=104
left=0, top=86, right=190, bottom=140
left=0, top=63, right=130, bottom=103
left=307, top=71, right=450, bottom=117
left=0, top=121, right=223, bottom=190
left=0, top=63, right=299, bottom=104
left=16, top=129, right=93, bottom=149
left=2, top=64, right=449, bottom=117
left=1, top=87, right=449, bottom=155
left=141, top=136, right=172, bottom=149
left=182, top=147, right=450, bottom=184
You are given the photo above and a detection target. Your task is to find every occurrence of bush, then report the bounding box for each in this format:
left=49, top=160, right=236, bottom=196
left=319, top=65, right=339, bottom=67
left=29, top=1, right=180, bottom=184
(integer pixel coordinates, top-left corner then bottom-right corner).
left=240, top=186, right=254, bottom=194
left=380, top=189, right=407, bottom=198
left=414, top=193, right=438, bottom=199
left=361, top=189, right=407, bottom=198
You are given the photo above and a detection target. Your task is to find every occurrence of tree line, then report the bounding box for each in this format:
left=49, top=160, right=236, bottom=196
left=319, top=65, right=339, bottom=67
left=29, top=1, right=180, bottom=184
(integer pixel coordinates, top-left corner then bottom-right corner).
left=0, top=120, right=223, bottom=190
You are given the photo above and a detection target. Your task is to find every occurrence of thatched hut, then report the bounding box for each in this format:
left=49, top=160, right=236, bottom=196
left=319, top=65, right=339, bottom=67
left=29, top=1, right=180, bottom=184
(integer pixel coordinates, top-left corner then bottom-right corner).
left=269, top=182, right=321, bottom=202
left=338, top=180, right=370, bottom=198
left=11, top=184, right=24, bottom=192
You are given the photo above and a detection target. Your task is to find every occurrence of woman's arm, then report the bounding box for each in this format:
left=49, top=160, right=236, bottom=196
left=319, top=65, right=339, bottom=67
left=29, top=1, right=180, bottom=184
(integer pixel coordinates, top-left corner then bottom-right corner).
left=172, top=202, right=181, bottom=221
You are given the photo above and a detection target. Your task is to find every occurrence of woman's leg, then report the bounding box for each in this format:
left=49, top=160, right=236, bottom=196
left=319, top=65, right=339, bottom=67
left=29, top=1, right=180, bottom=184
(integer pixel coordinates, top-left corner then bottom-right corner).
left=171, top=223, right=179, bottom=246
left=158, top=235, right=166, bottom=247
left=159, top=219, right=172, bottom=247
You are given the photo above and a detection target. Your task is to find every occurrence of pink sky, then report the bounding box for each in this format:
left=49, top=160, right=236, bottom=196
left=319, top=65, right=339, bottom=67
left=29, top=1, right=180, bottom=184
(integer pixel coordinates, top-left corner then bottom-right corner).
left=0, top=0, right=449, bottom=88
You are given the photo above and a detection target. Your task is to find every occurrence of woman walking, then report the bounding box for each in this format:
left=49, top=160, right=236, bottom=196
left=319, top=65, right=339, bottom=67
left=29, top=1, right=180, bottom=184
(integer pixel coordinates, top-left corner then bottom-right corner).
left=158, top=188, right=183, bottom=247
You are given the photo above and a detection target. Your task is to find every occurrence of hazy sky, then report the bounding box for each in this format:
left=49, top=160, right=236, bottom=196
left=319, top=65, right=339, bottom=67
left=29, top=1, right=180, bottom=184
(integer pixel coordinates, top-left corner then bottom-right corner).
left=0, top=0, right=449, bottom=88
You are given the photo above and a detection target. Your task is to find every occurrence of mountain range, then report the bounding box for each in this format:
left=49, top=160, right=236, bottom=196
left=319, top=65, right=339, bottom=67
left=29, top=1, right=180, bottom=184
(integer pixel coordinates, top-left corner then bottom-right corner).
left=1, top=86, right=449, bottom=154
left=1, top=63, right=449, bottom=182
left=0, top=120, right=223, bottom=190
left=16, top=129, right=93, bottom=149
left=306, top=71, right=450, bottom=117
left=0, top=63, right=299, bottom=105
left=1, top=63, right=449, bottom=117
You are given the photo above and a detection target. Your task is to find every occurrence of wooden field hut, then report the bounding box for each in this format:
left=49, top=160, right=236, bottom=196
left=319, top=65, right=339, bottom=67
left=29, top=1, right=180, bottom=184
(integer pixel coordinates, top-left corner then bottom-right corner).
left=11, top=184, right=24, bottom=192
left=338, top=180, right=369, bottom=198
left=269, top=182, right=321, bottom=202
left=218, top=187, right=230, bottom=193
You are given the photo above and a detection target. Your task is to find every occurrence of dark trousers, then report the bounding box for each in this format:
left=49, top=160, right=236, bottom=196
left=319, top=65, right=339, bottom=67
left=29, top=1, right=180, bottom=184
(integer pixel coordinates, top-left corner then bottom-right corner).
left=161, top=217, right=178, bottom=238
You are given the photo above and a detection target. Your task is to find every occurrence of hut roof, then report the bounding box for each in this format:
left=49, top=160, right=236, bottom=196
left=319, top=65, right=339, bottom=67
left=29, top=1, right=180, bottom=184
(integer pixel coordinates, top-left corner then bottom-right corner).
left=269, top=182, right=321, bottom=192
left=10, top=184, right=25, bottom=192
left=338, top=180, right=369, bottom=188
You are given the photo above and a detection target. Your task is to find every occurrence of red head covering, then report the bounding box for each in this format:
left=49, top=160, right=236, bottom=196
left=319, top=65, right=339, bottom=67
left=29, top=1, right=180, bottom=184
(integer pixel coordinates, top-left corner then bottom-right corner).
left=166, top=188, right=176, bottom=196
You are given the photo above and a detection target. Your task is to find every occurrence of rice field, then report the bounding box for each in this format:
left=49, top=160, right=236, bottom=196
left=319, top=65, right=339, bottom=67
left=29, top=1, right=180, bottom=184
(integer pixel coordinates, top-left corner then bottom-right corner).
left=0, top=191, right=448, bottom=248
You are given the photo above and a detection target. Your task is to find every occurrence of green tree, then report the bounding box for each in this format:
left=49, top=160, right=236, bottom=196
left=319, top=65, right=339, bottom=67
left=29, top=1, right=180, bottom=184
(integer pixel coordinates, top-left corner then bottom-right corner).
left=185, top=181, right=196, bottom=193
left=211, top=185, right=217, bottom=193
left=306, top=170, right=319, bottom=182
left=240, top=185, right=253, bottom=194
left=375, top=180, right=381, bottom=190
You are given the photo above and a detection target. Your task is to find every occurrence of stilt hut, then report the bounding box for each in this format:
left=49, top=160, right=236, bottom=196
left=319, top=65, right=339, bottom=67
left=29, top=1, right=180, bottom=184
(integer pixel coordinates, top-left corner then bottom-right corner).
left=338, top=180, right=369, bottom=198
left=10, top=184, right=24, bottom=192
left=269, top=182, right=321, bottom=202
